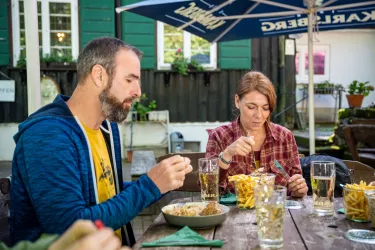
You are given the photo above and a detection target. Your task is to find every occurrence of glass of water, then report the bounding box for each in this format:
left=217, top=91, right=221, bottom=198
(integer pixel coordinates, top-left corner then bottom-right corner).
left=310, top=161, right=336, bottom=216
left=198, top=158, right=219, bottom=202
left=254, top=185, right=287, bottom=249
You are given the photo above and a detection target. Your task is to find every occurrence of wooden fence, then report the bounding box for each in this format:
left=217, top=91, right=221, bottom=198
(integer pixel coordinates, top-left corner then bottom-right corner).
left=0, top=37, right=297, bottom=125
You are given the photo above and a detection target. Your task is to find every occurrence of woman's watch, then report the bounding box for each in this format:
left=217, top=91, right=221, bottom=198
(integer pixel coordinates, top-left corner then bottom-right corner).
left=219, top=152, right=232, bottom=164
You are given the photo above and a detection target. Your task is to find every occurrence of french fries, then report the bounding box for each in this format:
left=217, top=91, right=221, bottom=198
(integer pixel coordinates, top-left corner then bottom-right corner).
left=344, top=181, right=375, bottom=221
left=366, top=191, right=375, bottom=228
left=229, top=174, right=257, bottom=209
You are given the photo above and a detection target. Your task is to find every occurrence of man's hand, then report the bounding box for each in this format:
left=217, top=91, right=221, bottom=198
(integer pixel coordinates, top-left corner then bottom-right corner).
left=49, top=220, right=130, bottom=250
left=147, top=155, right=192, bottom=194
left=288, top=174, right=308, bottom=198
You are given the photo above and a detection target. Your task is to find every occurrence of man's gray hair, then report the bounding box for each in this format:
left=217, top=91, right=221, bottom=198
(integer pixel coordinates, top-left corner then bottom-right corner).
left=77, top=37, right=143, bottom=83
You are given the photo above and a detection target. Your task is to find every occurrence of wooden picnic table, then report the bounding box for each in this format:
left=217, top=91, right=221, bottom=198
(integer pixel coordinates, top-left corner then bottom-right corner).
left=133, top=196, right=374, bottom=250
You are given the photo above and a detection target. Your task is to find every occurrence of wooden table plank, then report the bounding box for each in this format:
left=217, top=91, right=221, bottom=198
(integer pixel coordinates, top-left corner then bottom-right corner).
left=132, top=197, right=215, bottom=250
left=214, top=205, right=306, bottom=250
left=289, top=197, right=374, bottom=250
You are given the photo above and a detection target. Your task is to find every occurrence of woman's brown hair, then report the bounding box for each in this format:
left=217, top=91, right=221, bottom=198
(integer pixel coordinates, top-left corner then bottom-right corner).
left=236, top=71, right=276, bottom=122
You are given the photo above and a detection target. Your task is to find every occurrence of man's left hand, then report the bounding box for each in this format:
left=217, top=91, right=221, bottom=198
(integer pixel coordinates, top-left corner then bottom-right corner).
left=288, top=174, right=308, bottom=197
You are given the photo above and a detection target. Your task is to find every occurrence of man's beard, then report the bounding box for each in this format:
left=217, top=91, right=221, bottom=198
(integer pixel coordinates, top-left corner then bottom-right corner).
left=99, top=84, right=135, bottom=123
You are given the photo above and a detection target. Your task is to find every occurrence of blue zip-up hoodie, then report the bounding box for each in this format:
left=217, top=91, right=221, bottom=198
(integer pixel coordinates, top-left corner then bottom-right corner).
left=10, top=95, right=162, bottom=245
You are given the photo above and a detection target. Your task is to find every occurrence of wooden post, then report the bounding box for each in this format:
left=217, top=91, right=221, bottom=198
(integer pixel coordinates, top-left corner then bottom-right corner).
left=277, top=36, right=286, bottom=125
left=285, top=37, right=297, bottom=129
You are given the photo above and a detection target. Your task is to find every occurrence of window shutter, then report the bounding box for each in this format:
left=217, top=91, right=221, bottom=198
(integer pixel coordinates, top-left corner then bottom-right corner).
left=121, top=0, right=156, bottom=69
left=218, top=39, right=252, bottom=69
left=79, top=0, right=115, bottom=49
left=0, top=0, right=10, bottom=66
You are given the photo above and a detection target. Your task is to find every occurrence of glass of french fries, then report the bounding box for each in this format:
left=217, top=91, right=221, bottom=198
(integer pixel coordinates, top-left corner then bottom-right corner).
left=229, top=173, right=276, bottom=210
left=365, top=190, right=375, bottom=228
left=229, top=174, right=257, bottom=209
left=343, top=181, right=375, bottom=222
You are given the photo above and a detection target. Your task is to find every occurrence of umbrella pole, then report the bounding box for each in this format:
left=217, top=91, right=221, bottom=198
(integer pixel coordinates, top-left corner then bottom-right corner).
left=307, top=9, right=315, bottom=155
left=24, top=0, right=41, bottom=115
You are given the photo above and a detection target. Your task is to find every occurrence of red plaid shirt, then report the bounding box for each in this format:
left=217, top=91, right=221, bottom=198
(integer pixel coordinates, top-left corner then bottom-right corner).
left=205, top=117, right=302, bottom=195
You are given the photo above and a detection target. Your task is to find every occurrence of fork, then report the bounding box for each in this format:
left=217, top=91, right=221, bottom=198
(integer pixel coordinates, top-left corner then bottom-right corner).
left=274, top=159, right=290, bottom=179
left=246, top=132, right=257, bottom=169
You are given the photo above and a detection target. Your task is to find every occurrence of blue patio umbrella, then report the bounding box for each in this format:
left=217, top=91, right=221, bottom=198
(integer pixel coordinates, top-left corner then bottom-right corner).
left=116, top=0, right=375, bottom=154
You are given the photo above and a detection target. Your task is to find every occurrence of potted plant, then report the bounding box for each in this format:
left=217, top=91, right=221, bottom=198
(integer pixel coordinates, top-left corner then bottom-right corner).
left=346, top=80, right=374, bottom=108
left=40, top=54, right=54, bottom=68
left=171, top=49, right=204, bottom=76
left=48, top=54, right=76, bottom=69
left=315, top=81, right=335, bottom=95
left=132, top=94, right=157, bottom=122
left=16, top=54, right=26, bottom=69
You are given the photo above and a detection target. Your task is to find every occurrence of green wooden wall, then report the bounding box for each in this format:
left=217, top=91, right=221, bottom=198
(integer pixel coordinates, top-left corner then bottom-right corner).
left=0, top=0, right=10, bottom=66
left=219, top=40, right=252, bottom=69
left=79, top=0, right=115, bottom=50
left=121, top=0, right=156, bottom=69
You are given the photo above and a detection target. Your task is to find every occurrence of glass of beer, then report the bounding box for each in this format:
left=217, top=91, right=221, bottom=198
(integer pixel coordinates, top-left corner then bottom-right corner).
left=310, top=161, right=336, bottom=216
left=254, top=185, right=287, bottom=249
left=198, top=158, right=219, bottom=202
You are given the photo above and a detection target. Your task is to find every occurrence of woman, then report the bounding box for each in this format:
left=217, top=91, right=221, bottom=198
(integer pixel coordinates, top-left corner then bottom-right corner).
left=205, top=71, right=308, bottom=197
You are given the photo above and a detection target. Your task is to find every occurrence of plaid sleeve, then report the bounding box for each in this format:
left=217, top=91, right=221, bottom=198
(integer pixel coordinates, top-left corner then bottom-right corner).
left=205, top=130, right=221, bottom=159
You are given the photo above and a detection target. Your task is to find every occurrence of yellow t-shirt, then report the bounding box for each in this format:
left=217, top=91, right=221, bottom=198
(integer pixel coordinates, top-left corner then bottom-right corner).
left=82, top=122, right=122, bottom=240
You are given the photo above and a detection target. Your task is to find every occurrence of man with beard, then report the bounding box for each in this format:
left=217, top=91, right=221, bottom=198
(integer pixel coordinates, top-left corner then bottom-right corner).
left=10, top=37, right=192, bottom=247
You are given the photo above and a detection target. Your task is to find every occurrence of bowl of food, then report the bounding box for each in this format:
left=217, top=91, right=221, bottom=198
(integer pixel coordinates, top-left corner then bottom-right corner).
left=162, top=202, right=230, bottom=229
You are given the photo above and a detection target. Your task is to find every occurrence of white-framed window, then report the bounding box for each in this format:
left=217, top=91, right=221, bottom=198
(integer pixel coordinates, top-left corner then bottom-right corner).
left=295, top=45, right=330, bottom=83
left=157, top=21, right=217, bottom=70
left=11, top=0, right=79, bottom=66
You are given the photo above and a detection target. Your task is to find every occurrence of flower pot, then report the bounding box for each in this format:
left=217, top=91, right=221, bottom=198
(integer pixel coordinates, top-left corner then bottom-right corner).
left=346, top=94, right=364, bottom=108
left=127, top=150, right=133, bottom=163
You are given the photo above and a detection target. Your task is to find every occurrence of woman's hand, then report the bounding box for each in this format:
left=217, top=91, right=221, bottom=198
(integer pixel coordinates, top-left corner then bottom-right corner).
left=219, top=136, right=255, bottom=169
left=288, top=174, right=308, bottom=198
left=224, top=136, right=255, bottom=158
left=49, top=220, right=130, bottom=250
